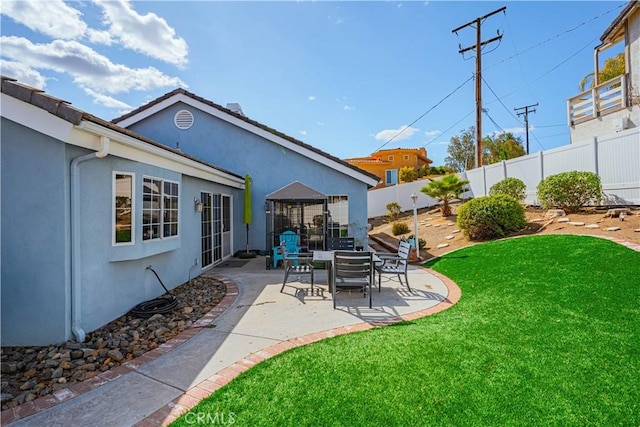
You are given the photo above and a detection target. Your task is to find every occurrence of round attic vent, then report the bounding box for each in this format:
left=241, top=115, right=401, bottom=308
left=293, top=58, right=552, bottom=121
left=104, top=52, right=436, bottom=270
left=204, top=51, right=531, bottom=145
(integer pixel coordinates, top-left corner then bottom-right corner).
left=174, top=109, right=194, bottom=130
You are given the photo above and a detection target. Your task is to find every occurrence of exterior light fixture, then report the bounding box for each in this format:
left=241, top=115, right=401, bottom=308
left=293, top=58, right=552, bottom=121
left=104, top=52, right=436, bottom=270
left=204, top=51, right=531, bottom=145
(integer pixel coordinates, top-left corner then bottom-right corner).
left=194, top=197, right=203, bottom=213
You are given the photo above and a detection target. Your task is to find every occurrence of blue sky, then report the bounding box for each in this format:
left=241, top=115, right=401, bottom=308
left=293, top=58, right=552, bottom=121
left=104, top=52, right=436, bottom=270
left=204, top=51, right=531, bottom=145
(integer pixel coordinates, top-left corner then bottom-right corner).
left=0, top=1, right=628, bottom=165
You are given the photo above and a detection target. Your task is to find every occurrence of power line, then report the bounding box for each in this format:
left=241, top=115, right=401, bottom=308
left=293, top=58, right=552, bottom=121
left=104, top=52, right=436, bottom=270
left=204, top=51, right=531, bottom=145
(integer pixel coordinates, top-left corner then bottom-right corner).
left=424, top=109, right=475, bottom=147
left=374, top=75, right=474, bottom=151
left=488, top=3, right=626, bottom=70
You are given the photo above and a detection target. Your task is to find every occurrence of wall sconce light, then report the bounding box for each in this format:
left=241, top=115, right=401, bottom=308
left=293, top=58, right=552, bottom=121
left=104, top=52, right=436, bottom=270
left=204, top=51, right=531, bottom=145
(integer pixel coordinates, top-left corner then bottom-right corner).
left=194, top=197, right=203, bottom=213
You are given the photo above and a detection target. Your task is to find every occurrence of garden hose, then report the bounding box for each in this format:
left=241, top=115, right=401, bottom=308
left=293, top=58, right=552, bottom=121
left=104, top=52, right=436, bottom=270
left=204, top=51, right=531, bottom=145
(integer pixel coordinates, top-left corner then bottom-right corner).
left=130, top=266, right=179, bottom=318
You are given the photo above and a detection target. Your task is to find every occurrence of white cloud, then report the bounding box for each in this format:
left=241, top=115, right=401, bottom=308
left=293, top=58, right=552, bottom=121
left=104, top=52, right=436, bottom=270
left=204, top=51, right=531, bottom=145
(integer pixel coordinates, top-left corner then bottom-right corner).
left=94, top=0, right=188, bottom=68
left=343, top=105, right=355, bottom=111
left=299, top=130, right=307, bottom=136
left=0, top=36, right=186, bottom=94
left=83, top=87, right=132, bottom=110
left=374, top=125, right=420, bottom=142
left=317, top=121, right=325, bottom=126
left=425, top=130, right=442, bottom=138
left=0, top=60, right=47, bottom=89
left=308, top=95, right=316, bottom=101
left=1, top=0, right=87, bottom=39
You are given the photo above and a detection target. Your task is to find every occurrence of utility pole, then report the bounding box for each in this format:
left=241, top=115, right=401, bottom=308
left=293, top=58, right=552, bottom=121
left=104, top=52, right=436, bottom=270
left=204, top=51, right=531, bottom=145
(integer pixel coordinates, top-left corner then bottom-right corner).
left=452, top=6, right=506, bottom=168
left=515, top=103, right=538, bottom=154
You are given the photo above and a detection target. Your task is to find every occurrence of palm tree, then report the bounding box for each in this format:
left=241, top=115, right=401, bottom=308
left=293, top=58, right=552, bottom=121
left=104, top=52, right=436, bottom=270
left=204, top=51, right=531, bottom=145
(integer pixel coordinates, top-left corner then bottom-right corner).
left=420, top=174, right=469, bottom=217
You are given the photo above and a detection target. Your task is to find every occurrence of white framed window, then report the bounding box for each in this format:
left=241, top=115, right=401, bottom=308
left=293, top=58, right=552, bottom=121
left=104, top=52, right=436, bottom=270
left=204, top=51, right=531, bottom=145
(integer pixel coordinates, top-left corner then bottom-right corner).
left=143, top=176, right=179, bottom=241
left=385, top=169, right=398, bottom=185
left=327, top=195, right=349, bottom=237
left=113, top=172, right=134, bottom=245
left=404, top=155, right=409, bottom=161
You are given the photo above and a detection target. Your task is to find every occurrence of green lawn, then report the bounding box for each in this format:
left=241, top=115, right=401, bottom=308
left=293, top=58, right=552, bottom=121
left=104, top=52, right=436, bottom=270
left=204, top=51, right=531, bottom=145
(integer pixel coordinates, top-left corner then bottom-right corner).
left=172, top=235, right=639, bottom=426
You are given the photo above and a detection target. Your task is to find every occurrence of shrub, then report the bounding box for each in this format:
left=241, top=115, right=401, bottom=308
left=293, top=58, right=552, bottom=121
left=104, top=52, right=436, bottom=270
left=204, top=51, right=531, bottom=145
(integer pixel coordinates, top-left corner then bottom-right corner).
left=457, top=194, right=527, bottom=241
left=399, top=166, right=418, bottom=183
left=489, top=177, right=526, bottom=201
left=536, top=171, right=602, bottom=213
left=386, top=202, right=402, bottom=222
left=391, top=222, right=410, bottom=235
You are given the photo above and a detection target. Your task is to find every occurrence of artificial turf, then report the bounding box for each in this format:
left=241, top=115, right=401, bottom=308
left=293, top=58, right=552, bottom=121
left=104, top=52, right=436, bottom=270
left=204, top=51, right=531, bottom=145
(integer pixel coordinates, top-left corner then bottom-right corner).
left=171, top=235, right=639, bottom=426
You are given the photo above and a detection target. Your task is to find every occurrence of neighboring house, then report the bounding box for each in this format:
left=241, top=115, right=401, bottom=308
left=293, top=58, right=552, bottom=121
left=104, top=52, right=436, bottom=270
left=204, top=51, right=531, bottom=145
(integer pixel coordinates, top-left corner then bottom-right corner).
left=345, top=147, right=433, bottom=189
left=112, top=88, right=379, bottom=259
left=567, top=0, right=640, bottom=142
left=1, top=76, right=246, bottom=346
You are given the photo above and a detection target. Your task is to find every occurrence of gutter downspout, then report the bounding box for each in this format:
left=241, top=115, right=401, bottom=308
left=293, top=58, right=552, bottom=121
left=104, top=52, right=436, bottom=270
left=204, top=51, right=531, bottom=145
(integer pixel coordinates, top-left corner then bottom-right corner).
left=70, top=136, right=110, bottom=342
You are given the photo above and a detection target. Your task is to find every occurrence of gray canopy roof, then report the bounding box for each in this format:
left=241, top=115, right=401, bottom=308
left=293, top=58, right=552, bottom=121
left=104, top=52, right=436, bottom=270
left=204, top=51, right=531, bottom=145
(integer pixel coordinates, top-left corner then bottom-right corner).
left=265, top=181, right=327, bottom=201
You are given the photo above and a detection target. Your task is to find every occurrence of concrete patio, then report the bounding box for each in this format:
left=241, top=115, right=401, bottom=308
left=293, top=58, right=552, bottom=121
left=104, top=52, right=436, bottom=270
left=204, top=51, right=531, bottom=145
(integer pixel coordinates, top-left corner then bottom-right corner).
left=5, top=255, right=460, bottom=426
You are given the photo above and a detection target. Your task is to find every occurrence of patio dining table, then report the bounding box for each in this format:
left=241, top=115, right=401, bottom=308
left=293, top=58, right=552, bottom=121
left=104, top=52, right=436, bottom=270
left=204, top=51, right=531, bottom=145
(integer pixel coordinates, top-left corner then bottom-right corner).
left=313, top=250, right=380, bottom=292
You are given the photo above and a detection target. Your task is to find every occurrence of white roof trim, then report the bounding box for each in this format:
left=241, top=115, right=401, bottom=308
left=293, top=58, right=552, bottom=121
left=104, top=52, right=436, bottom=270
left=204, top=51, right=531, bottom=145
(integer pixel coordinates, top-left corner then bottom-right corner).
left=77, top=121, right=244, bottom=188
left=2, top=94, right=244, bottom=189
left=116, top=93, right=379, bottom=187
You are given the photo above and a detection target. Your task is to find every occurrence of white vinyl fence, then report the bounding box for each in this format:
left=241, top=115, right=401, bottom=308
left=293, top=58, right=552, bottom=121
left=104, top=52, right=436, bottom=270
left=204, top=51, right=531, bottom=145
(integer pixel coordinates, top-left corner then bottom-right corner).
left=368, top=127, right=640, bottom=218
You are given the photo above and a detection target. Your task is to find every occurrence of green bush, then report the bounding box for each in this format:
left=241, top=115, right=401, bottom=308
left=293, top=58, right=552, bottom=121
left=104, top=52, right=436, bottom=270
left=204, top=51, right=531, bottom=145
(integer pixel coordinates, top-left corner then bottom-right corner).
left=386, top=202, right=402, bottom=222
left=457, top=194, right=527, bottom=241
left=536, top=171, right=602, bottom=213
left=391, top=222, right=410, bottom=236
left=489, top=177, right=526, bottom=201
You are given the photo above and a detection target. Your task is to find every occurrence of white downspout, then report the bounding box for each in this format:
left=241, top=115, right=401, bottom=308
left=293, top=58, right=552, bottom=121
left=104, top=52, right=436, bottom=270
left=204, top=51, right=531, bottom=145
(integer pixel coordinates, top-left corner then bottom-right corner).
left=70, top=136, right=110, bottom=342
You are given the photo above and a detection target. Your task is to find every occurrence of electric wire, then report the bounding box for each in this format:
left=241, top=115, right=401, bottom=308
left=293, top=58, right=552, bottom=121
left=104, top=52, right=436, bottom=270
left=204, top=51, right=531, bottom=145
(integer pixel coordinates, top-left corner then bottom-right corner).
left=374, top=75, right=474, bottom=151
left=487, top=3, right=626, bottom=70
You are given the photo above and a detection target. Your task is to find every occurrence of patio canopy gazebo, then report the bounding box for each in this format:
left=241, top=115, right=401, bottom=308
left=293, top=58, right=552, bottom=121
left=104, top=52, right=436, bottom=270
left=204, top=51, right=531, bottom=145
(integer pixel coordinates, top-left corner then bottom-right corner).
left=265, top=181, right=328, bottom=267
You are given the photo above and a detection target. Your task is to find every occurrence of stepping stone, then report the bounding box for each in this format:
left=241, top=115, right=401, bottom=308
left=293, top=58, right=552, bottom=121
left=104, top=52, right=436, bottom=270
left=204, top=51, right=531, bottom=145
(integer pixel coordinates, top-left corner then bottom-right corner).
left=585, top=224, right=600, bottom=229
left=446, top=223, right=455, bottom=226
left=425, top=217, right=434, bottom=221
left=557, top=217, right=570, bottom=223
left=606, top=227, right=621, bottom=231
left=568, top=222, right=585, bottom=226
left=436, top=243, right=449, bottom=249
left=531, top=218, right=544, bottom=222
left=545, top=209, right=566, bottom=219
left=445, top=235, right=455, bottom=240
left=452, top=229, right=460, bottom=233
left=433, top=224, right=441, bottom=227
left=635, top=229, right=640, bottom=233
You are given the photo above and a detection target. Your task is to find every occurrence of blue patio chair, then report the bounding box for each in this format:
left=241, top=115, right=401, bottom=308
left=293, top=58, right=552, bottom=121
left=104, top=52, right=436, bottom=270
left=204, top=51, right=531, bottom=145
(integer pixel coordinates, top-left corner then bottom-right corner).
left=272, top=230, right=301, bottom=268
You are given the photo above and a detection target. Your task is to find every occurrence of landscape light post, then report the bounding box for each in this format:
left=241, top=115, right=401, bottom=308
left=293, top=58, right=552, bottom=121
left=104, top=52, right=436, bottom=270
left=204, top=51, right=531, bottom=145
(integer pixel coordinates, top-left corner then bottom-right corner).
left=411, top=193, right=419, bottom=258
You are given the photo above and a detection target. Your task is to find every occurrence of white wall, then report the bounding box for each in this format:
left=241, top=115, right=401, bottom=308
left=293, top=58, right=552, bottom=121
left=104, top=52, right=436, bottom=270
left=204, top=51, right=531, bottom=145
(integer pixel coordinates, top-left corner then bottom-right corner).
left=368, top=127, right=640, bottom=218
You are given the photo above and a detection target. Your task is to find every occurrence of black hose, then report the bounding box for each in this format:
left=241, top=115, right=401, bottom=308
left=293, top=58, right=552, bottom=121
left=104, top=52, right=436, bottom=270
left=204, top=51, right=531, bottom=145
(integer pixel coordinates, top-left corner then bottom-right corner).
left=130, top=266, right=179, bottom=318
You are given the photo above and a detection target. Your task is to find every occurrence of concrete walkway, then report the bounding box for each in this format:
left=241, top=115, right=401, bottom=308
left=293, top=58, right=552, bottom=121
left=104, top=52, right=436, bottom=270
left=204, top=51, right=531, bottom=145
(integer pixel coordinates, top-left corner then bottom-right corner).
left=4, top=256, right=460, bottom=427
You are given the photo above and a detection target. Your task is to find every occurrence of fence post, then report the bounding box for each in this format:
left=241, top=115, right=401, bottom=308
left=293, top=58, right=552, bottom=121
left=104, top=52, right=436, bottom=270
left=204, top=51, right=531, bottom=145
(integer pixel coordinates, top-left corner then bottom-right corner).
left=593, top=136, right=599, bottom=176
left=502, top=160, right=507, bottom=180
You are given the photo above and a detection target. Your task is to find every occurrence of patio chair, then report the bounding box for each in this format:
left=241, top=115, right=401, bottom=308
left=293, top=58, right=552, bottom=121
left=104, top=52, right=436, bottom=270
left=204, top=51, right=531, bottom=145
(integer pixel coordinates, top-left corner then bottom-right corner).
left=280, top=250, right=314, bottom=292
left=327, top=236, right=355, bottom=250
left=272, top=230, right=301, bottom=268
left=375, top=240, right=411, bottom=291
left=332, top=251, right=374, bottom=309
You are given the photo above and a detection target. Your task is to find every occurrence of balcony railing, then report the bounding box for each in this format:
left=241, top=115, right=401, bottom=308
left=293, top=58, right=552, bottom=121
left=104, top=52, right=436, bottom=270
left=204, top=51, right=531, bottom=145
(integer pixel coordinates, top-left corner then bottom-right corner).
left=567, top=74, right=627, bottom=126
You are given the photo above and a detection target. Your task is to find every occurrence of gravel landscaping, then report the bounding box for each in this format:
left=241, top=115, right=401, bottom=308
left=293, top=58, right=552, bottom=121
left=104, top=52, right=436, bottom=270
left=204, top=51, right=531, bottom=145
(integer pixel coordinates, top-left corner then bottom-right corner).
left=0, top=275, right=225, bottom=411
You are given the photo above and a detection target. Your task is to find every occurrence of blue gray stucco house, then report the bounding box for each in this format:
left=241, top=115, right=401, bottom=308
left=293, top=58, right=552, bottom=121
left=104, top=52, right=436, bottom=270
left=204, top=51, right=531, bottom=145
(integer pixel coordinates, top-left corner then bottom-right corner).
left=1, top=78, right=378, bottom=346
left=1, top=77, right=244, bottom=346
left=112, top=88, right=379, bottom=260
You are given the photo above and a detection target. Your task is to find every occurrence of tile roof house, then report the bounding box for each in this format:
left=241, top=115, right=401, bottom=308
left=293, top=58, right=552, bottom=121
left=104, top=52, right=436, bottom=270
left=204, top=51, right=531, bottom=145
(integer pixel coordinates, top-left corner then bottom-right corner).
left=1, top=76, right=245, bottom=346
left=345, top=147, right=433, bottom=189
left=1, top=77, right=378, bottom=345
left=111, top=88, right=379, bottom=258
